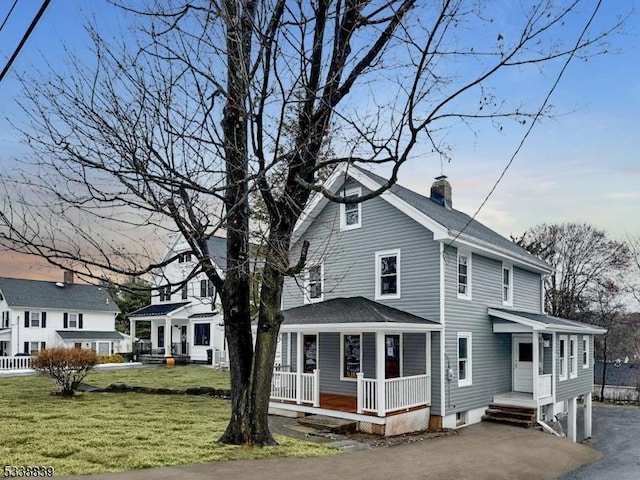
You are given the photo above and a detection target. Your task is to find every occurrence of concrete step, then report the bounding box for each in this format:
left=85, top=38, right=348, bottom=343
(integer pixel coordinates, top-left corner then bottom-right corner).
left=297, top=415, right=357, bottom=434
left=482, top=415, right=537, bottom=428
left=485, top=408, right=536, bottom=421
left=488, top=404, right=537, bottom=415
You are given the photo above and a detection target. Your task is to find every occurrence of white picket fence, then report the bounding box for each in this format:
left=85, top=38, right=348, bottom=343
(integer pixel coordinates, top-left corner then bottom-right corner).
left=0, top=356, right=33, bottom=371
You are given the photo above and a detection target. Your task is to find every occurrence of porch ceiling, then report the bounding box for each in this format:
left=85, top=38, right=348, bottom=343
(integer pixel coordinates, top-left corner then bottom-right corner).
left=280, top=297, right=441, bottom=333
left=489, top=308, right=606, bottom=334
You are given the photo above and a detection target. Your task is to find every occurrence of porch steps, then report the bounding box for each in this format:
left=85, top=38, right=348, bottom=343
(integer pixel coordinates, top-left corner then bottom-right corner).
left=482, top=404, right=537, bottom=428
left=296, top=415, right=358, bottom=434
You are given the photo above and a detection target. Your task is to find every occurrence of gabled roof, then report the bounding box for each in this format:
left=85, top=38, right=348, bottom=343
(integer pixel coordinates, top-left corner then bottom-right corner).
left=0, top=277, right=119, bottom=312
left=293, top=165, right=550, bottom=273
left=129, top=302, right=189, bottom=318
left=56, top=330, right=124, bottom=341
left=489, top=307, right=606, bottom=334
left=205, top=236, right=227, bottom=269
left=281, top=296, right=440, bottom=329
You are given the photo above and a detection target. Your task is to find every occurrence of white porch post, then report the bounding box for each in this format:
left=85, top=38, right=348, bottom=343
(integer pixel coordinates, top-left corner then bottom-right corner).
left=551, top=333, right=556, bottom=399
left=532, top=331, right=539, bottom=402
left=375, top=330, right=386, bottom=417
left=296, top=332, right=303, bottom=405
left=567, top=396, right=577, bottom=442
left=356, top=372, right=364, bottom=414
left=164, top=317, right=172, bottom=357
left=426, top=332, right=432, bottom=405
left=130, top=319, right=136, bottom=357
left=313, top=369, right=320, bottom=407
left=584, top=392, right=593, bottom=439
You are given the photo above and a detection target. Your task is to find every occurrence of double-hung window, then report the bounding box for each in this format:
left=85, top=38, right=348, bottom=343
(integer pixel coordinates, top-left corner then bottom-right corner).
left=458, top=333, right=472, bottom=387
left=64, top=313, right=83, bottom=329
left=340, top=187, right=361, bottom=231
left=375, top=250, right=400, bottom=299
left=502, top=264, right=513, bottom=305
left=582, top=336, right=590, bottom=369
left=569, top=335, right=578, bottom=379
left=304, top=264, right=323, bottom=304
left=559, top=335, right=568, bottom=381
left=200, top=279, right=214, bottom=298
left=159, top=286, right=171, bottom=302
left=457, top=251, right=471, bottom=299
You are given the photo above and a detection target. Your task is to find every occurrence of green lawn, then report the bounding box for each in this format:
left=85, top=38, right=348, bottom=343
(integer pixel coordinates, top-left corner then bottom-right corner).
left=0, top=366, right=336, bottom=476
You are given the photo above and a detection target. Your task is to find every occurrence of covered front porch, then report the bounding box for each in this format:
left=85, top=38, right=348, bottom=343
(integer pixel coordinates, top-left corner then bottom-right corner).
left=268, top=297, right=441, bottom=435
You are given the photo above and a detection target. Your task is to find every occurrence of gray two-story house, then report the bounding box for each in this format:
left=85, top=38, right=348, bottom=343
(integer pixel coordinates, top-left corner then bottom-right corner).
left=270, top=165, right=603, bottom=440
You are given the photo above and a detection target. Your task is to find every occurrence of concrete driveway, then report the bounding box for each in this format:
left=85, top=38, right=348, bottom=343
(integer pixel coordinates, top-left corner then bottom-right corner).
left=59, top=421, right=598, bottom=480
left=560, top=404, right=640, bottom=480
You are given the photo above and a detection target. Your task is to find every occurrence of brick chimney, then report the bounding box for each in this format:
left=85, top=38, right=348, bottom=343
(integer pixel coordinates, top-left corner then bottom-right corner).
left=63, top=270, right=74, bottom=284
left=430, top=175, right=452, bottom=209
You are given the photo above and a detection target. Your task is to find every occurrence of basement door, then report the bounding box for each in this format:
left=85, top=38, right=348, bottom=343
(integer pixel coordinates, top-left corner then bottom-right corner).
left=513, top=335, right=533, bottom=393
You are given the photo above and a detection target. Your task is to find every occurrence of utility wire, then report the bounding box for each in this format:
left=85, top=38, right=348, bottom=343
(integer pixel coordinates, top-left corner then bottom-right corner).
left=0, top=0, right=20, bottom=32
left=446, top=0, right=603, bottom=248
left=0, top=0, right=51, bottom=84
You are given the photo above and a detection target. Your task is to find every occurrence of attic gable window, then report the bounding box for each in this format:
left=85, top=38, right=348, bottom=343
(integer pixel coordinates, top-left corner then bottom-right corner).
left=159, top=286, right=171, bottom=302
left=340, top=187, right=362, bottom=231
left=178, top=252, right=192, bottom=263
left=457, top=251, right=471, bottom=300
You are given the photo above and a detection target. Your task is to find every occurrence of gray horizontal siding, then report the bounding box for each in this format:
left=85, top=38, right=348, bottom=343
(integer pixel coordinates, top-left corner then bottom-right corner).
left=556, top=334, right=594, bottom=400
left=318, top=333, right=357, bottom=396
left=363, top=332, right=376, bottom=378
left=282, top=180, right=440, bottom=322
left=291, top=333, right=297, bottom=371
left=513, top=267, right=542, bottom=312
left=444, top=247, right=512, bottom=414
left=403, top=333, right=427, bottom=376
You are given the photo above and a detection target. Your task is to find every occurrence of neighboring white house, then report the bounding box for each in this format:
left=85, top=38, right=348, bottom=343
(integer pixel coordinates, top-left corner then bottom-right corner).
left=0, top=272, right=123, bottom=357
left=129, top=234, right=226, bottom=363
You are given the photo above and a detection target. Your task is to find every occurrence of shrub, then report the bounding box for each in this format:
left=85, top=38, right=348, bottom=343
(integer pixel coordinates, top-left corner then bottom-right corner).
left=32, top=348, right=98, bottom=397
left=97, top=354, right=125, bottom=364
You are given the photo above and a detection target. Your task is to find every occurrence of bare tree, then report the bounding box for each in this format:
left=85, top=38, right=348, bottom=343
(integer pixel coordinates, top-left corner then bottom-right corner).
left=0, top=1, right=626, bottom=445
left=514, top=223, right=631, bottom=318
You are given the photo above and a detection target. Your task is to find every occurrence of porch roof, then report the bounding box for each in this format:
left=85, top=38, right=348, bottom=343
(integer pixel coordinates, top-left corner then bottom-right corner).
left=129, top=302, right=190, bottom=318
left=188, top=311, right=219, bottom=319
left=0, top=329, right=10, bottom=340
left=489, top=307, right=607, bottom=334
left=280, top=297, right=441, bottom=332
left=56, top=330, right=124, bottom=341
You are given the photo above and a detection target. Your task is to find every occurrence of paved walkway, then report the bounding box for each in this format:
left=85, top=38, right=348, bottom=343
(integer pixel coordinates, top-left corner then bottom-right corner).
left=59, top=422, right=599, bottom=480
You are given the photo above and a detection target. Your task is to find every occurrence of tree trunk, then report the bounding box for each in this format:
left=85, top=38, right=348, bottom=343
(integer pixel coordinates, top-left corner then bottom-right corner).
left=600, top=336, right=607, bottom=401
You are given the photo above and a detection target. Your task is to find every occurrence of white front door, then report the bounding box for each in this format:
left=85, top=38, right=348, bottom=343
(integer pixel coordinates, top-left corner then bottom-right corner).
left=513, top=335, right=533, bottom=393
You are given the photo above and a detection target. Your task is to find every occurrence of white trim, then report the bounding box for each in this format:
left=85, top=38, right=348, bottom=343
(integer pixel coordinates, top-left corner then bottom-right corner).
left=303, top=262, right=324, bottom=304
left=457, top=332, right=472, bottom=387
left=488, top=308, right=606, bottom=334
left=375, top=249, right=401, bottom=300
left=558, top=335, right=568, bottom=381
left=340, top=333, right=362, bottom=381
left=502, top=263, right=513, bottom=306
left=582, top=336, right=590, bottom=369
left=456, top=250, right=472, bottom=300
left=339, top=187, right=362, bottom=231
left=279, top=322, right=442, bottom=334
left=569, top=335, right=578, bottom=379
left=439, top=242, right=446, bottom=417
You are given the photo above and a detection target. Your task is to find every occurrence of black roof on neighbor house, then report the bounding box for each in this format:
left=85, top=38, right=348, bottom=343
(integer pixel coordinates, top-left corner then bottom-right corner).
left=188, top=312, right=219, bottom=319
left=281, top=296, right=438, bottom=325
left=0, top=277, right=119, bottom=312
left=56, top=330, right=124, bottom=341
left=353, top=166, right=549, bottom=270
left=594, top=361, right=640, bottom=387
left=129, top=302, right=189, bottom=317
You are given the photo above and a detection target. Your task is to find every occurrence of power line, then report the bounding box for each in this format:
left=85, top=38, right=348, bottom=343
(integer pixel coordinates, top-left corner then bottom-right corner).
left=0, top=0, right=51, bottom=84
left=0, top=0, right=19, bottom=32
left=446, top=0, right=603, bottom=248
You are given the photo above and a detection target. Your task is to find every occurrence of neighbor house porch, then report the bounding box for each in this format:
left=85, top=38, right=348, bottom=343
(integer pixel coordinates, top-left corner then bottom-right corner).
left=268, top=297, right=441, bottom=436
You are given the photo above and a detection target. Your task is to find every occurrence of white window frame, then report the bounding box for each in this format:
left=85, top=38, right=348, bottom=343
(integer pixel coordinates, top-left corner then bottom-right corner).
left=457, top=251, right=472, bottom=300
left=569, top=335, right=578, bottom=379
left=29, top=341, right=42, bottom=355
left=340, top=333, right=362, bottom=381
left=303, top=263, right=324, bottom=304
left=457, top=332, right=472, bottom=387
left=582, top=336, right=590, bottom=369
left=558, top=335, right=568, bottom=381
left=502, top=263, right=513, bottom=306
left=68, top=313, right=78, bottom=329
left=30, top=311, right=41, bottom=328
left=375, top=249, right=401, bottom=300
left=340, top=187, right=362, bottom=231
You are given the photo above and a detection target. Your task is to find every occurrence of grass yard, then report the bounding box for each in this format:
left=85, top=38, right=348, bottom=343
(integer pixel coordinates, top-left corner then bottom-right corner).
left=0, top=366, right=337, bottom=476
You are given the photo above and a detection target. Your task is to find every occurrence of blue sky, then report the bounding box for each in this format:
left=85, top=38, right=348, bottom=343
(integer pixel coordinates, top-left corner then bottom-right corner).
left=0, top=0, right=638, bottom=279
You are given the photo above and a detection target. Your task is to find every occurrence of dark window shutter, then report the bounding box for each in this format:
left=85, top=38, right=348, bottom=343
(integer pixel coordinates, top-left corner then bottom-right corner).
left=42, top=312, right=47, bottom=328
left=24, top=311, right=30, bottom=328
left=200, top=280, right=206, bottom=297
left=41, top=342, right=46, bottom=351
left=208, top=282, right=214, bottom=297
left=24, top=341, right=29, bottom=354
left=79, top=313, right=84, bottom=329
left=63, top=313, right=68, bottom=329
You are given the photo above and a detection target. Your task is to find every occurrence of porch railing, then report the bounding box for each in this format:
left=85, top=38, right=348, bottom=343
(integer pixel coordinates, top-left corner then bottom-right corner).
left=357, top=373, right=430, bottom=415
left=270, top=370, right=319, bottom=407
left=0, top=356, right=33, bottom=370
left=537, top=373, right=553, bottom=399
left=171, top=342, right=190, bottom=356
left=213, top=350, right=229, bottom=366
